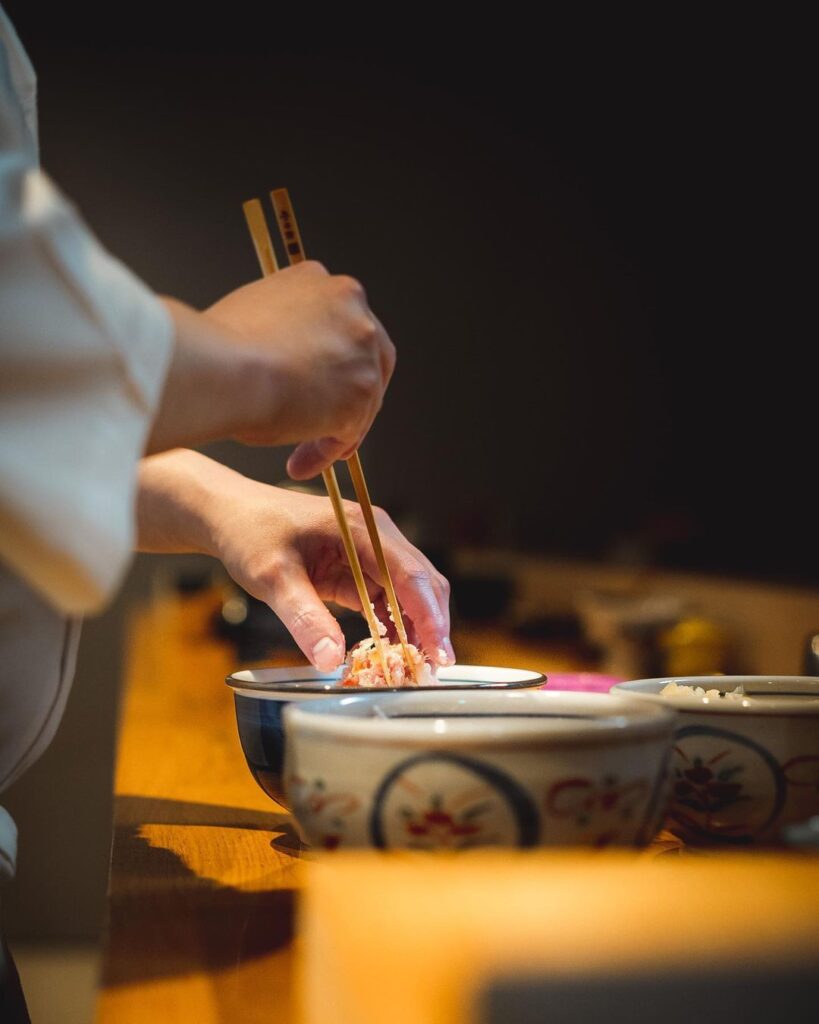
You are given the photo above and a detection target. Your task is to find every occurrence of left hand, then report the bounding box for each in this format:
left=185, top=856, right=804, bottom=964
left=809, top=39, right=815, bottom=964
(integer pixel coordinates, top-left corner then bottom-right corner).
left=137, top=450, right=454, bottom=672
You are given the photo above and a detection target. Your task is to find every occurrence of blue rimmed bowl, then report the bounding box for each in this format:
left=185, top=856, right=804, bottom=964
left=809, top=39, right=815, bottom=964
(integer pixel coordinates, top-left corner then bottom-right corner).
left=227, top=665, right=545, bottom=807
left=612, top=676, right=819, bottom=846
left=282, top=688, right=675, bottom=850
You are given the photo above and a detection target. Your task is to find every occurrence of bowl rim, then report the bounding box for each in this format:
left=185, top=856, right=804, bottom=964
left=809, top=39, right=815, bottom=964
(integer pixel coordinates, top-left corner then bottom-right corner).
left=226, top=663, right=546, bottom=697
left=282, top=688, right=676, bottom=747
left=612, top=675, right=819, bottom=715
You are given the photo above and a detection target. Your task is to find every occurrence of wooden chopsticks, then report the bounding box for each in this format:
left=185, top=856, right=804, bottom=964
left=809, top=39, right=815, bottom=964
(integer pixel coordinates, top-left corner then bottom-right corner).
left=345, top=454, right=416, bottom=674
left=242, top=190, right=416, bottom=681
left=267, top=189, right=417, bottom=680
left=241, top=198, right=278, bottom=275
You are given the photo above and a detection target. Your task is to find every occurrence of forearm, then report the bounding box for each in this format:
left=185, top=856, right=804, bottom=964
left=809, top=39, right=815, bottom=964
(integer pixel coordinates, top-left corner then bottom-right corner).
left=136, top=448, right=252, bottom=554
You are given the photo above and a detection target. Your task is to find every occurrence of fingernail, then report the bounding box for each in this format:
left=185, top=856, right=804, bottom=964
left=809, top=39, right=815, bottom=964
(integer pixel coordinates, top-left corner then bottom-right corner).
left=312, top=636, right=344, bottom=671
left=437, top=637, right=455, bottom=666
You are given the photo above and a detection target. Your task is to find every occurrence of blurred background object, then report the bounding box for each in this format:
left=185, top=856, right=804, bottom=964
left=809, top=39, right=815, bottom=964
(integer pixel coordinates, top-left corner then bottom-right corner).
left=783, top=815, right=819, bottom=850
left=801, top=632, right=819, bottom=676
left=658, top=616, right=733, bottom=676
left=575, top=590, right=685, bottom=678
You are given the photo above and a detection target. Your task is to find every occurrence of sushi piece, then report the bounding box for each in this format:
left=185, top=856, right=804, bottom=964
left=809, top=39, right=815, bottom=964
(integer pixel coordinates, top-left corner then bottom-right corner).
left=341, top=636, right=438, bottom=688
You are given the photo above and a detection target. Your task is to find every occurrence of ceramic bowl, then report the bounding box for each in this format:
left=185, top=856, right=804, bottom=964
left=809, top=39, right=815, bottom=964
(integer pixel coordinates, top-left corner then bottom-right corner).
left=282, top=689, right=675, bottom=850
left=612, top=676, right=819, bottom=846
left=227, top=665, right=545, bottom=807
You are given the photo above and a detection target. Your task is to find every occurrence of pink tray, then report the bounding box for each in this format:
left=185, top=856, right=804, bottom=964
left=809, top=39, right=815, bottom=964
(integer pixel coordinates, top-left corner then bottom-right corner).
left=540, top=672, right=623, bottom=694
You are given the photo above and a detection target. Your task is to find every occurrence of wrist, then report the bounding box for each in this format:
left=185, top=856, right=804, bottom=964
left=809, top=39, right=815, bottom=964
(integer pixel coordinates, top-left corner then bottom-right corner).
left=193, top=303, right=291, bottom=445
left=149, top=301, right=269, bottom=452
left=188, top=454, right=260, bottom=559
left=137, top=449, right=252, bottom=557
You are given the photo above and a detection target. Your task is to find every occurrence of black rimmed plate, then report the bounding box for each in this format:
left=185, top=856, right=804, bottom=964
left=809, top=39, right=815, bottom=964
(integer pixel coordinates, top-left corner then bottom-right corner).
left=227, top=665, right=546, bottom=806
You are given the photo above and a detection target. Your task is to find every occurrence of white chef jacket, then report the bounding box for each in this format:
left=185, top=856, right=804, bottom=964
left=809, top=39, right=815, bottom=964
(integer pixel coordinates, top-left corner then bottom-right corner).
left=0, top=6, right=174, bottom=878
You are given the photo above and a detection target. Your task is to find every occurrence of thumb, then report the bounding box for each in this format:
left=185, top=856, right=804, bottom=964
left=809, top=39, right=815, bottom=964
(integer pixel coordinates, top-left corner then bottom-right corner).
left=265, top=568, right=346, bottom=672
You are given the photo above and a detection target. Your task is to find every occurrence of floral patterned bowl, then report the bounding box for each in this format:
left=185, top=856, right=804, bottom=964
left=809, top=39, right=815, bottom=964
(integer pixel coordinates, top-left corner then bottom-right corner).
left=282, top=689, right=675, bottom=850
left=227, top=665, right=545, bottom=807
left=612, top=676, right=819, bottom=846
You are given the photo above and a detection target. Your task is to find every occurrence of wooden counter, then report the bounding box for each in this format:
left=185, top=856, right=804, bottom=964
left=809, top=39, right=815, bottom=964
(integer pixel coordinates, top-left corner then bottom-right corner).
left=95, top=590, right=304, bottom=1023
left=95, top=580, right=819, bottom=1023
left=95, top=589, right=592, bottom=1022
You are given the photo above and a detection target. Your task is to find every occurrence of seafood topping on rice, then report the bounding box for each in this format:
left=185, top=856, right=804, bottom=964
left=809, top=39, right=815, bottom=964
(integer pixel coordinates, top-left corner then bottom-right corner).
left=341, top=636, right=438, bottom=688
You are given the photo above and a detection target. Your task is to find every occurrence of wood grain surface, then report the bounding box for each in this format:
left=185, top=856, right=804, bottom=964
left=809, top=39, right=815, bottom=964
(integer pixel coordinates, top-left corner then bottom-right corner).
left=92, top=585, right=629, bottom=1022
left=95, top=588, right=307, bottom=1023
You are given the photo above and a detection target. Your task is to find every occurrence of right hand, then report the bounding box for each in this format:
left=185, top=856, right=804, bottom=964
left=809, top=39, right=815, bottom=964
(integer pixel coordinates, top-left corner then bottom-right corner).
left=204, top=261, right=396, bottom=478
left=150, top=262, right=395, bottom=477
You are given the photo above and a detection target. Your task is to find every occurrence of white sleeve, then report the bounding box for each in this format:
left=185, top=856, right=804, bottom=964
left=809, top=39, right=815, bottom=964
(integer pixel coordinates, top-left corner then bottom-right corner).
left=0, top=32, right=174, bottom=615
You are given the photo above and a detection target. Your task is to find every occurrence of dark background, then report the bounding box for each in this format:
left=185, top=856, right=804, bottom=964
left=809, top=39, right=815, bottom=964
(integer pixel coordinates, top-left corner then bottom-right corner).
left=6, top=4, right=814, bottom=584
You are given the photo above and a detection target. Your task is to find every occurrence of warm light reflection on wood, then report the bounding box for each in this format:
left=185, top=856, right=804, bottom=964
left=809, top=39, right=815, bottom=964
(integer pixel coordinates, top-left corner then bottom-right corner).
left=97, top=589, right=814, bottom=1024
left=96, top=594, right=304, bottom=1023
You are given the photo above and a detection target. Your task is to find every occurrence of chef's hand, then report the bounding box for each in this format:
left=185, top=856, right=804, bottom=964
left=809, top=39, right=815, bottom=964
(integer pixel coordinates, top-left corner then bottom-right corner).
left=137, top=449, right=454, bottom=672
left=148, top=262, right=395, bottom=480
